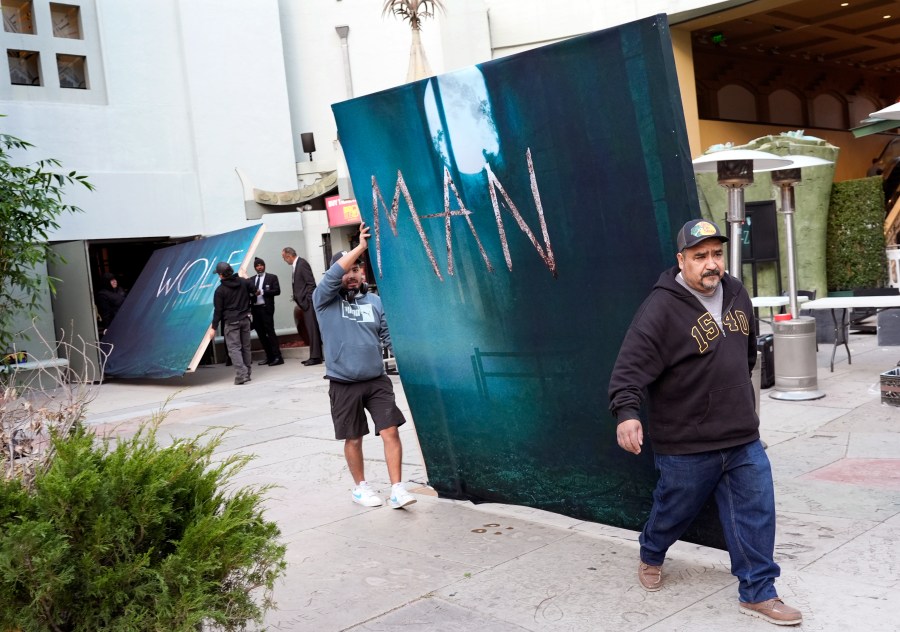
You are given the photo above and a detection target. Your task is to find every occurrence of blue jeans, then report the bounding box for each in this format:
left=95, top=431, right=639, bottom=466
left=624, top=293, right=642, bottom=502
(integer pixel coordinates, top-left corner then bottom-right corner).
left=639, top=440, right=780, bottom=603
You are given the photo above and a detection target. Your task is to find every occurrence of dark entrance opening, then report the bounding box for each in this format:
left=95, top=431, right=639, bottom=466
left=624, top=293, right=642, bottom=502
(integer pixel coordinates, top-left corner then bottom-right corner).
left=88, top=237, right=196, bottom=298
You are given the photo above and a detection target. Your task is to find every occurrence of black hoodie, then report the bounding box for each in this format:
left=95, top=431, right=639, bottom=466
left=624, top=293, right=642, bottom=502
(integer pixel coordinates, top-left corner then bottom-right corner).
left=96, top=273, right=126, bottom=329
left=211, top=275, right=253, bottom=330
left=608, top=266, right=759, bottom=455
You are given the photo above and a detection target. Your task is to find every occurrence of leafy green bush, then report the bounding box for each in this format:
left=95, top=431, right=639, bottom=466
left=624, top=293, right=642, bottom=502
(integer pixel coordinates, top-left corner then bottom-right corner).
left=827, top=176, right=886, bottom=291
left=0, top=421, right=286, bottom=631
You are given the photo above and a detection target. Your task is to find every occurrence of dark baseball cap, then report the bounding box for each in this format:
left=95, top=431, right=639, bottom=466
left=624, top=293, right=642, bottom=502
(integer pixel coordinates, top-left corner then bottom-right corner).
left=676, top=219, right=728, bottom=251
left=215, top=262, right=234, bottom=277
left=330, top=251, right=362, bottom=266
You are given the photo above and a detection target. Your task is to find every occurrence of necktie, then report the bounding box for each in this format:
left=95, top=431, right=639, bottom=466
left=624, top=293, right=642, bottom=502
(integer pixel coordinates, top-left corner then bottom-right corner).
left=256, top=275, right=264, bottom=305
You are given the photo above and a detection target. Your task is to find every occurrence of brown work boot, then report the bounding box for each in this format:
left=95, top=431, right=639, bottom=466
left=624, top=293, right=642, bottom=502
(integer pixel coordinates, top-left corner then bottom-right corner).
left=638, top=562, right=663, bottom=591
left=739, top=598, right=802, bottom=626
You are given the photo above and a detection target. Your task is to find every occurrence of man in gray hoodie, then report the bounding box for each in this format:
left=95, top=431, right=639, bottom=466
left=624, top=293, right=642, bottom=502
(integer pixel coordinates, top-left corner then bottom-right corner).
left=313, top=222, right=416, bottom=510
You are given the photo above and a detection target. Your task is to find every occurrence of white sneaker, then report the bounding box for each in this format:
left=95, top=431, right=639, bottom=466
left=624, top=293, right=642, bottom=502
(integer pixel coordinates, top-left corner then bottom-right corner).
left=351, top=481, right=383, bottom=507
left=389, top=483, right=417, bottom=509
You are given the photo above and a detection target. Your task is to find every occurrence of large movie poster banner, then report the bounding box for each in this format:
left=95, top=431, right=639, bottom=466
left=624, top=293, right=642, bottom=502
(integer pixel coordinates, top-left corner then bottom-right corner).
left=103, top=225, right=264, bottom=379
left=334, top=15, right=724, bottom=548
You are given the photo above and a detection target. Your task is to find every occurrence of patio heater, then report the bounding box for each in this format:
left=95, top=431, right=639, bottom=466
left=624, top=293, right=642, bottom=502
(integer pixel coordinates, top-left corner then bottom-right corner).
left=771, top=156, right=833, bottom=318
left=768, top=155, right=832, bottom=402
left=692, top=150, right=792, bottom=411
left=691, top=149, right=791, bottom=275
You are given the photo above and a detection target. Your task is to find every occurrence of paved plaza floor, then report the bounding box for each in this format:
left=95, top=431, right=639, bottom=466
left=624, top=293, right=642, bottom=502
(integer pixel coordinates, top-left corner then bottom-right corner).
left=83, top=332, right=900, bottom=631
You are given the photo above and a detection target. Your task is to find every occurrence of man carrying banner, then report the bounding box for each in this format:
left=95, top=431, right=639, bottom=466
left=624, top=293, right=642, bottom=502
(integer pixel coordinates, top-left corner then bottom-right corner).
left=608, top=219, right=801, bottom=626
left=211, top=262, right=254, bottom=385
left=313, top=222, right=415, bottom=510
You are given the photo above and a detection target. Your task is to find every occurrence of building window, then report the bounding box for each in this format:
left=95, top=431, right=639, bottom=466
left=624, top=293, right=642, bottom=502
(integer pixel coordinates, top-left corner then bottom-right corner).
left=0, top=0, right=104, bottom=102
left=50, top=2, right=80, bottom=39
left=848, top=95, right=879, bottom=128
left=57, top=52, right=84, bottom=88
left=7, top=48, right=40, bottom=85
left=811, top=93, right=845, bottom=129
left=2, top=0, right=34, bottom=34
left=769, top=89, right=804, bottom=127
left=717, top=84, right=757, bottom=122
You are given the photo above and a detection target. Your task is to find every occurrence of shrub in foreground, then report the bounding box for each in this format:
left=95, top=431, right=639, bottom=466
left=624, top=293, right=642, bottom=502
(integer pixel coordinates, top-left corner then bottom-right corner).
left=0, top=422, right=286, bottom=631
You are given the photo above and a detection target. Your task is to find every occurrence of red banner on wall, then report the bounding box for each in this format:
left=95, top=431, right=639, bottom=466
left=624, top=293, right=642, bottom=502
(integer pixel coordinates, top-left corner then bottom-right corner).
left=325, top=195, right=361, bottom=227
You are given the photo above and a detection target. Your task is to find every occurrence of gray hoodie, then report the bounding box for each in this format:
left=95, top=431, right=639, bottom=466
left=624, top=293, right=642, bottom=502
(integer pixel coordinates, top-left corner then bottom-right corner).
left=313, top=262, right=391, bottom=382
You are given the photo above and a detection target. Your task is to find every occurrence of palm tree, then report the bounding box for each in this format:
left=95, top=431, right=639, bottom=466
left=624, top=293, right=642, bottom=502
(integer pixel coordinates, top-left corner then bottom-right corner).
left=382, top=0, right=445, bottom=82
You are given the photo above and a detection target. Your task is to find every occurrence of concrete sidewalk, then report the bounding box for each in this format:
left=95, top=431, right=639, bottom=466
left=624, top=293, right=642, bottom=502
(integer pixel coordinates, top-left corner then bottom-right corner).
left=83, top=335, right=900, bottom=632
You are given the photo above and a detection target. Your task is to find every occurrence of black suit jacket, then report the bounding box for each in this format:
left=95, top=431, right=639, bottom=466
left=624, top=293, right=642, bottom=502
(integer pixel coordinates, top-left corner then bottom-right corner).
left=252, top=272, right=281, bottom=313
left=291, top=258, right=316, bottom=311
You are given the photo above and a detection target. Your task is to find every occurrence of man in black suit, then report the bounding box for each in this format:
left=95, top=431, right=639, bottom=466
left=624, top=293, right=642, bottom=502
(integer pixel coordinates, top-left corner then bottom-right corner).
left=250, top=257, right=284, bottom=366
left=281, top=246, right=323, bottom=366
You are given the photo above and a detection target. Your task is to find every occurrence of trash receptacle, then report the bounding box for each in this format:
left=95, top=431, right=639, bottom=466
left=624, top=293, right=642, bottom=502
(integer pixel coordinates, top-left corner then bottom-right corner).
left=769, top=316, right=825, bottom=401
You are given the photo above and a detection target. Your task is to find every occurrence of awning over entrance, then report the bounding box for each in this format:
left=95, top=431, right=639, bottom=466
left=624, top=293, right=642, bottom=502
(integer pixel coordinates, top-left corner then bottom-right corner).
left=249, top=170, right=338, bottom=206
left=235, top=168, right=339, bottom=220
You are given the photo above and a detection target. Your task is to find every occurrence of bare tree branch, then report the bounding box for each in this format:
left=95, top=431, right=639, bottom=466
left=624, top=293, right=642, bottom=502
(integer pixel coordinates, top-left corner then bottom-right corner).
left=1, top=321, right=109, bottom=488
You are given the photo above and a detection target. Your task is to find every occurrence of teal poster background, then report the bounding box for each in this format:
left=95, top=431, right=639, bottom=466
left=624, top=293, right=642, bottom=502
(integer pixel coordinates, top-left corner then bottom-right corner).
left=103, top=225, right=262, bottom=379
left=333, top=16, right=724, bottom=548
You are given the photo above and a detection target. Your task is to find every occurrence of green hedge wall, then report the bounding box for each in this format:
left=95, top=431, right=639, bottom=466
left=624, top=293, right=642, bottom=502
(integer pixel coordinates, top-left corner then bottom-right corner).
left=826, top=176, right=886, bottom=291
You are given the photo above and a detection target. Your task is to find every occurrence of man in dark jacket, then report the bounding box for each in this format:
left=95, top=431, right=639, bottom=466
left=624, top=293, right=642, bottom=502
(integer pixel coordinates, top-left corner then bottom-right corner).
left=211, top=262, right=254, bottom=385
left=250, top=257, right=284, bottom=366
left=281, top=246, right=323, bottom=366
left=95, top=272, right=126, bottom=337
left=608, top=219, right=801, bottom=626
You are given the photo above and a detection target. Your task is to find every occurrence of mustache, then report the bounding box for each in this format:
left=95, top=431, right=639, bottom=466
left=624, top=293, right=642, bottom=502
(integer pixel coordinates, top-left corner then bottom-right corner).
left=702, top=270, right=722, bottom=278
